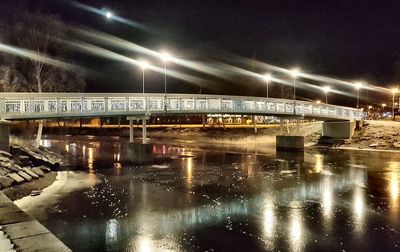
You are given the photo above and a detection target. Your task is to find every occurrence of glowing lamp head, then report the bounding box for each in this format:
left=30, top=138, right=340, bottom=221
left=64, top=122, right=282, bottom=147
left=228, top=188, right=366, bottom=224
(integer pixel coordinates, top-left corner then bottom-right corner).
left=323, top=86, right=331, bottom=93
left=316, top=100, right=321, bottom=104
left=160, top=52, right=172, bottom=62
left=105, top=11, right=113, bottom=19
left=392, top=88, right=399, bottom=93
left=291, top=68, right=300, bottom=78
left=263, top=73, right=272, bottom=82
left=368, top=105, right=372, bottom=109
left=139, top=60, right=149, bottom=70
left=355, top=82, right=363, bottom=90
left=382, top=103, right=386, bottom=107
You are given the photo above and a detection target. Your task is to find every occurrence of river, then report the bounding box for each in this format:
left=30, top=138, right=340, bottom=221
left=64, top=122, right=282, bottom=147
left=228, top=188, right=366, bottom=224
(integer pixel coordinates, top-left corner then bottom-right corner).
left=15, top=135, right=400, bottom=251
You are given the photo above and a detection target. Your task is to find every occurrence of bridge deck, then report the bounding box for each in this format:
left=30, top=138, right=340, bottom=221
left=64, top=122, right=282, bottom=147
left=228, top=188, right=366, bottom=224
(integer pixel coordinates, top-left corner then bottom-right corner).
left=0, top=93, right=364, bottom=121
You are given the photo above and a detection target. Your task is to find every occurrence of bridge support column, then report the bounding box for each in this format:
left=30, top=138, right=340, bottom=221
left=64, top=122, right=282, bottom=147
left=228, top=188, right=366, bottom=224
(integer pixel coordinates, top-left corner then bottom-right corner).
left=142, top=117, right=147, bottom=144
left=252, top=115, right=257, bottom=133
left=124, top=116, right=153, bottom=163
left=296, top=119, right=300, bottom=134
left=129, top=118, right=134, bottom=142
left=0, top=120, right=11, bottom=153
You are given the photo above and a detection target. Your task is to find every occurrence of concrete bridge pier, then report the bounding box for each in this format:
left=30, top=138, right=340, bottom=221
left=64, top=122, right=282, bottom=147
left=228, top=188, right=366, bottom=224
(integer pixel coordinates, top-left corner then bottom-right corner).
left=125, top=116, right=153, bottom=164
left=276, top=118, right=304, bottom=151
left=0, top=120, right=11, bottom=153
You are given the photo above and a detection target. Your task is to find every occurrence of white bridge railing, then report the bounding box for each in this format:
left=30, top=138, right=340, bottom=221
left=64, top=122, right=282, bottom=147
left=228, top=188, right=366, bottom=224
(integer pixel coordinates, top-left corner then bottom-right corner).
left=0, top=93, right=364, bottom=121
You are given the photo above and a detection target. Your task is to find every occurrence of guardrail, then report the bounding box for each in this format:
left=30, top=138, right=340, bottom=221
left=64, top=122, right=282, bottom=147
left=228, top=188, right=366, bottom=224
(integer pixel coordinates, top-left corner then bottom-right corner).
left=0, top=93, right=364, bottom=121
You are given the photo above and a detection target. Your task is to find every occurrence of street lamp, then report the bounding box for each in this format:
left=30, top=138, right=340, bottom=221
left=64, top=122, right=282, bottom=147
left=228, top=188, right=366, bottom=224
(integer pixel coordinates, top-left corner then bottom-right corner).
left=391, top=88, right=398, bottom=120
left=323, top=86, right=331, bottom=104
left=354, top=82, right=363, bottom=108
left=139, top=60, right=149, bottom=93
left=316, top=100, right=321, bottom=104
left=263, top=73, right=272, bottom=98
left=105, top=11, right=113, bottom=19
left=160, top=52, right=172, bottom=95
left=291, top=68, right=300, bottom=100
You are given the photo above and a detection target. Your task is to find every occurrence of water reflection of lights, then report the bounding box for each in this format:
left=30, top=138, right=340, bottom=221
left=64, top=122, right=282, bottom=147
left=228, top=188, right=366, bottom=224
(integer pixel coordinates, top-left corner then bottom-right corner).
left=137, top=236, right=152, bottom=252
left=321, top=178, right=333, bottom=221
left=289, top=207, right=304, bottom=252
left=113, top=153, right=120, bottom=162
left=88, top=147, right=95, bottom=171
left=262, top=196, right=275, bottom=244
left=353, top=186, right=365, bottom=233
left=82, top=145, right=86, bottom=159
left=389, top=172, right=399, bottom=204
left=387, top=161, right=400, bottom=212
left=105, top=219, right=119, bottom=246
left=182, top=157, right=194, bottom=186
left=314, top=154, right=323, bottom=173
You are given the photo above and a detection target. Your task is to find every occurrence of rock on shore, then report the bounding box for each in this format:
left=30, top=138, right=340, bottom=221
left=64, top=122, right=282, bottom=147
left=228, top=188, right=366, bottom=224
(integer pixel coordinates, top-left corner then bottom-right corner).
left=0, top=144, right=60, bottom=190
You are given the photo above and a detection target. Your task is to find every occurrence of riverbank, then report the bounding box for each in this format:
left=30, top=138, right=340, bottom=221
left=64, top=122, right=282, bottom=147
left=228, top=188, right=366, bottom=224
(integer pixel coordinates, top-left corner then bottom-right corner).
left=0, top=138, right=61, bottom=198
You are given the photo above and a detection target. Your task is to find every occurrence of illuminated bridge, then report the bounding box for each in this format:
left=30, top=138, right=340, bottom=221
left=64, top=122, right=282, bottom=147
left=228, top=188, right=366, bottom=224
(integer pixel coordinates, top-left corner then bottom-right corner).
left=0, top=92, right=363, bottom=121
left=0, top=92, right=364, bottom=156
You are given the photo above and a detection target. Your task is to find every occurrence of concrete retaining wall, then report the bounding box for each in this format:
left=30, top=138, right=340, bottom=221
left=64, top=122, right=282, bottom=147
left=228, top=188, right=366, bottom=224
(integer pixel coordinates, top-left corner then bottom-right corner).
left=0, top=192, right=71, bottom=251
left=322, top=120, right=356, bottom=139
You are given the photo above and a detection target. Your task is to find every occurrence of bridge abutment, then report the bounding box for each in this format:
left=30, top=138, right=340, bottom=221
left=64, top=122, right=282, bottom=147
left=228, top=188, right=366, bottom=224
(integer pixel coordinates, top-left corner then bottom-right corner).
left=322, top=120, right=356, bottom=139
left=0, top=120, right=11, bottom=153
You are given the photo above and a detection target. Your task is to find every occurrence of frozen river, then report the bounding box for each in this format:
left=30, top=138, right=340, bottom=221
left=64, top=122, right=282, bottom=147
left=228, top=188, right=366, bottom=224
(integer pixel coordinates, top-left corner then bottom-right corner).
left=16, top=135, right=400, bottom=251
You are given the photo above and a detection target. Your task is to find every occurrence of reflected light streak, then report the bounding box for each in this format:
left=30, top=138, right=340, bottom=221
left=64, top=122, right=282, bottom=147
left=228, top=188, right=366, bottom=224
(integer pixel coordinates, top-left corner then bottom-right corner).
left=322, top=178, right=333, bottom=223
left=137, top=235, right=152, bottom=252
left=262, top=196, right=275, bottom=241
left=314, top=154, right=323, bottom=173
left=66, top=40, right=205, bottom=85
left=289, top=206, right=304, bottom=252
left=353, top=186, right=365, bottom=234
left=0, top=42, right=83, bottom=72
left=88, top=147, right=95, bottom=171
left=229, top=53, right=391, bottom=94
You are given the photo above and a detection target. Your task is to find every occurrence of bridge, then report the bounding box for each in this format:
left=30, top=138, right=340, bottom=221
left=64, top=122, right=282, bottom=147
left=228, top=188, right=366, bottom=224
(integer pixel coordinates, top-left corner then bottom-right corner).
left=0, top=92, right=364, bottom=158
left=0, top=92, right=363, bottom=120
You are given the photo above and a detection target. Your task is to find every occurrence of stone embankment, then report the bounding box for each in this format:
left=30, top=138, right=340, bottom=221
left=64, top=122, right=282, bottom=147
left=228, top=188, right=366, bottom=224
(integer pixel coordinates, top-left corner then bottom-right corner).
left=0, top=142, right=70, bottom=251
left=0, top=145, right=60, bottom=190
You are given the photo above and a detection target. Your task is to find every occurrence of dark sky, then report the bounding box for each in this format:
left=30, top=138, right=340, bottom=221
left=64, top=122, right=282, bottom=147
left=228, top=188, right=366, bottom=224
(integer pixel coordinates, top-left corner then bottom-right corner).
left=1, top=0, right=400, bottom=101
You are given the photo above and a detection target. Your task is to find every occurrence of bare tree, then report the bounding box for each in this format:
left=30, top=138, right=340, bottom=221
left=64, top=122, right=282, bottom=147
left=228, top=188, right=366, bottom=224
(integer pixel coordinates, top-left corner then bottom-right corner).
left=1, top=12, right=86, bottom=147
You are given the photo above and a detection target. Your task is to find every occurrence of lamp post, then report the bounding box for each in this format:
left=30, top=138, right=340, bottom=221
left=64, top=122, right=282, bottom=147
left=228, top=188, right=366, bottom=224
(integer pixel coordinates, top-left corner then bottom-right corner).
left=392, top=88, right=398, bottom=120
left=160, top=52, right=172, bottom=95
left=263, top=73, right=272, bottom=98
left=291, top=68, right=300, bottom=100
left=323, top=86, right=331, bottom=104
left=354, top=82, right=363, bottom=108
left=139, top=60, right=149, bottom=93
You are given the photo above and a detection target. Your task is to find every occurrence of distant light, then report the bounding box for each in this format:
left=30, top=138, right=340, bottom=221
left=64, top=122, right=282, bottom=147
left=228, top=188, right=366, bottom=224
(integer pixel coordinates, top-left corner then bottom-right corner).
left=316, top=100, right=321, bottom=104
left=105, top=11, right=113, bottom=19
left=368, top=105, right=372, bottom=109
left=323, top=86, right=331, bottom=93
left=263, top=73, right=272, bottom=82
left=354, top=82, right=363, bottom=90
left=382, top=103, right=386, bottom=107
left=291, top=68, right=300, bottom=78
left=139, top=60, right=149, bottom=70
left=160, top=51, right=172, bottom=62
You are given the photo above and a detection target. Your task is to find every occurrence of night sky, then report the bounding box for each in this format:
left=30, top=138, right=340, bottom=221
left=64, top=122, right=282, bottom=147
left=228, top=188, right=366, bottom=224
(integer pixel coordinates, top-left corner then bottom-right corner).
left=1, top=0, right=400, bottom=103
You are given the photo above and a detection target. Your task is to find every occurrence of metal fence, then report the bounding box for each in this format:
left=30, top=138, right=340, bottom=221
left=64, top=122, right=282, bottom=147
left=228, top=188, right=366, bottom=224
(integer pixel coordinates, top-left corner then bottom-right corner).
left=0, top=93, right=364, bottom=120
